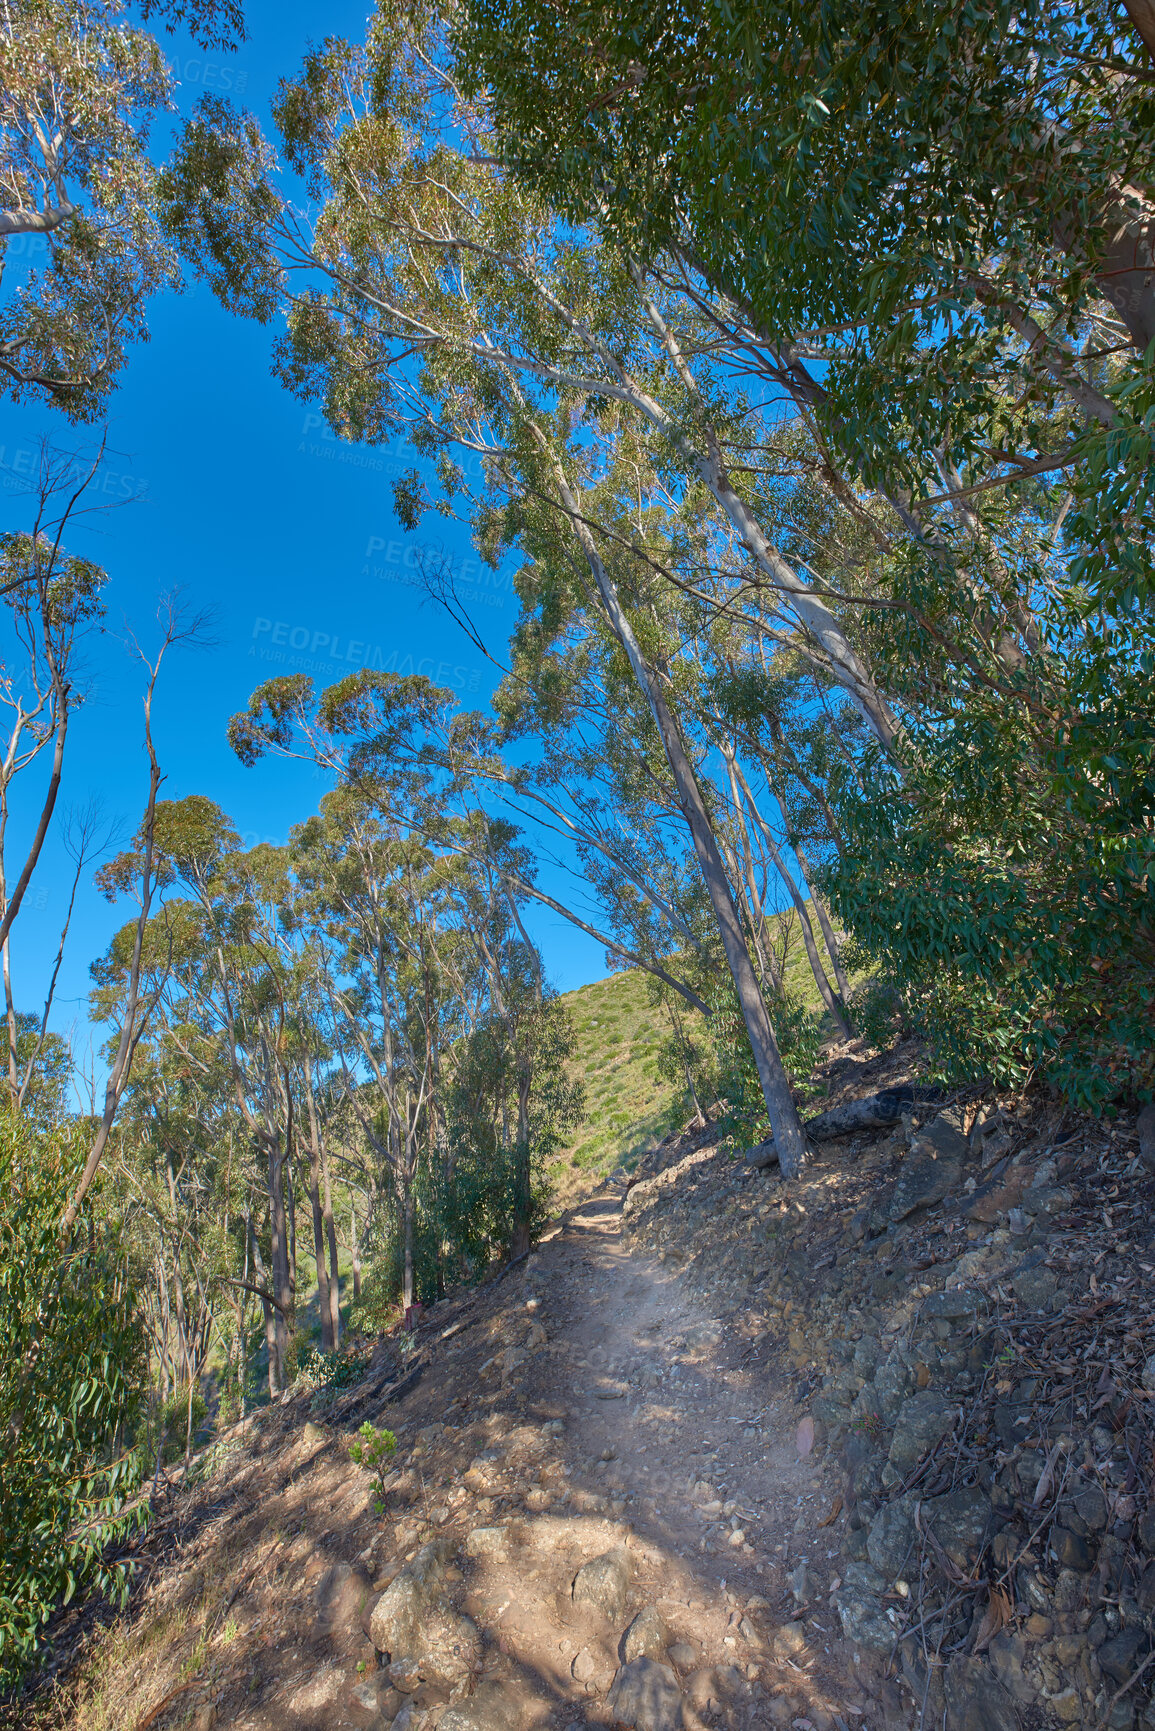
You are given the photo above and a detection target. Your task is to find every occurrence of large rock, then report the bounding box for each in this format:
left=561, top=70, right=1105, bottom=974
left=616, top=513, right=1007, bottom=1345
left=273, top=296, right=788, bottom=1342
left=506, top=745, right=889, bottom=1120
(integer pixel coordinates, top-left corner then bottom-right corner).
left=622, top=1605, right=669, bottom=1664
left=988, top=1631, right=1035, bottom=1706
left=873, top=1348, right=915, bottom=1423
left=890, top=1141, right=962, bottom=1220
left=867, top=1497, right=917, bottom=1579
left=923, top=1486, right=992, bottom=1569
left=605, top=1658, right=683, bottom=1731
left=572, top=1546, right=631, bottom=1621
left=1070, top=1483, right=1109, bottom=1533
left=1051, top=1526, right=1095, bottom=1571
left=887, top=1392, right=953, bottom=1478
left=368, top=1538, right=480, bottom=1685
left=1012, top=1261, right=1059, bottom=1310
left=964, top=1166, right=1027, bottom=1225
left=835, top=1560, right=893, bottom=1653
left=922, top=1288, right=986, bottom=1320
left=1097, top=1628, right=1149, bottom=1686
left=943, top=1658, right=1020, bottom=1731
left=370, top=1538, right=452, bottom=1655
left=465, top=1526, right=508, bottom=1558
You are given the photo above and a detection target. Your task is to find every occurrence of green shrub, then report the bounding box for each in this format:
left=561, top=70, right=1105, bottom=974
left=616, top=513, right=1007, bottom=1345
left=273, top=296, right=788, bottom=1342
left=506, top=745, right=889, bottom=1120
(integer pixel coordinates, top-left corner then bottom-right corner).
left=348, top=1421, right=397, bottom=1513
left=826, top=712, right=1155, bottom=1111
left=297, top=1343, right=373, bottom=1397
left=0, top=1112, right=147, bottom=1682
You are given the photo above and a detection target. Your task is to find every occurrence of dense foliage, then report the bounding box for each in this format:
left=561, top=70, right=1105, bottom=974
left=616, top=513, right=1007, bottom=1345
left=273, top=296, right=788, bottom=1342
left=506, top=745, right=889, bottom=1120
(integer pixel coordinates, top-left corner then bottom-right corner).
left=0, top=1113, right=147, bottom=1682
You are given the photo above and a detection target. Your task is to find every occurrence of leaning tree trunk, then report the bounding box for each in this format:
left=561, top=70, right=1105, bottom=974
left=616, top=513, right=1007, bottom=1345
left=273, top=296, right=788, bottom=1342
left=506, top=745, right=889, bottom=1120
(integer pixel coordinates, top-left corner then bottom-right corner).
left=266, top=1136, right=291, bottom=1390
left=545, top=443, right=807, bottom=1176
left=321, top=1140, right=341, bottom=1351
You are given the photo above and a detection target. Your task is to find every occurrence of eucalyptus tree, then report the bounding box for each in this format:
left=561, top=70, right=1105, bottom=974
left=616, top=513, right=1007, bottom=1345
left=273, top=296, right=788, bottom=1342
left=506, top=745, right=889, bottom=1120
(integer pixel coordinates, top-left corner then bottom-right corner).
left=457, top=0, right=1153, bottom=531
left=234, top=672, right=582, bottom=1287
left=163, top=18, right=902, bottom=1170
left=295, top=786, right=467, bottom=1315
left=93, top=801, right=307, bottom=1392
left=0, top=0, right=245, bottom=416
left=0, top=452, right=108, bottom=1110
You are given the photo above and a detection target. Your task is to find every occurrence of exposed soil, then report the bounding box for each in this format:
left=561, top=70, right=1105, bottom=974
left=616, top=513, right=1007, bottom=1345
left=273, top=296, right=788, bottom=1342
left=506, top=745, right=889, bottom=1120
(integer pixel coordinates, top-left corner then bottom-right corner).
left=21, top=1175, right=874, bottom=1731
left=17, top=1041, right=1155, bottom=1731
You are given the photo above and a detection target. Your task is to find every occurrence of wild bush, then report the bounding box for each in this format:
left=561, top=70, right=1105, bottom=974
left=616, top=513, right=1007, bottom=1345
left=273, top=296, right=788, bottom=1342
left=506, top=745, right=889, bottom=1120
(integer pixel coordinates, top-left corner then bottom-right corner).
left=0, top=1112, right=148, bottom=1682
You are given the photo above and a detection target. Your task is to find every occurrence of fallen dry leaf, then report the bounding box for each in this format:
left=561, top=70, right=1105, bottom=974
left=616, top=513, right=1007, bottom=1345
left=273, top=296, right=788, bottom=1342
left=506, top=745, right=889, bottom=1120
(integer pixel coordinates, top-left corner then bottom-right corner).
left=818, top=1495, right=844, bottom=1528
left=973, top=1586, right=1013, bottom=1654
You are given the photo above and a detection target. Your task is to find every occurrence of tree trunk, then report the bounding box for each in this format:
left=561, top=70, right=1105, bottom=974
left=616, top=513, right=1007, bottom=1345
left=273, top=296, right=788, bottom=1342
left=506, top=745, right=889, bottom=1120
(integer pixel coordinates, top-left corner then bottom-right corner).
left=728, top=755, right=851, bottom=1038
left=544, top=444, right=807, bottom=1175
left=794, top=844, right=852, bottom=1008
left=401, top=1179, right=414, bottom=1313
left=285, top=1153, right=297, bottom=1306
left=509, top=1068, right=533, bottom=1261
left=250, top=1227, right=279, bottom=1398
left=321, top=1141, right=341, bottom=1350
left=267, top=1137, right=290, bottom=1390
left=351, top=1197, right=362, bottom=1306
left=303, top=1059, right=334, bottom=1352
left=308, top=1148, right=333, bottom=1352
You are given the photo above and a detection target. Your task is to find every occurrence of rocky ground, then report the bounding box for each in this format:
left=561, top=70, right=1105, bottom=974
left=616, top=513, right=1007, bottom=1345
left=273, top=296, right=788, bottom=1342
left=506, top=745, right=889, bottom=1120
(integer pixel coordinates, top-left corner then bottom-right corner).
left=19, top=1039, right=1155, bottom=1731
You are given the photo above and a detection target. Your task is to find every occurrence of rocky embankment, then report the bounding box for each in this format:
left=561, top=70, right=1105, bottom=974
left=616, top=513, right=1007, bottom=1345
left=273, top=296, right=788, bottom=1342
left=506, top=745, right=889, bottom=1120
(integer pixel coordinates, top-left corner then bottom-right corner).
left=622, top=1043, right=1155, bottom=1730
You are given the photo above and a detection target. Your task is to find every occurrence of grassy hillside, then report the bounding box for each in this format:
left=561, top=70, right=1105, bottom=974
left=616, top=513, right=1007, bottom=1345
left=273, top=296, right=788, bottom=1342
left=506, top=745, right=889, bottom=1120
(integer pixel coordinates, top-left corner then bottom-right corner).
left=553, top=969, right=685, bottom=1189
left=551, top=906, right=853, bottom=1196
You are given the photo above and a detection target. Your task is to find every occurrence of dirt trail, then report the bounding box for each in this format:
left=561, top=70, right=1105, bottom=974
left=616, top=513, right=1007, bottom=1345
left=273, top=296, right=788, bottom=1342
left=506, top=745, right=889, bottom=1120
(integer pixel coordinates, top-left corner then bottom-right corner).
left=530, top=1190, right=834, bottom=1599
left=45, top=1177, right=879, bottom=1731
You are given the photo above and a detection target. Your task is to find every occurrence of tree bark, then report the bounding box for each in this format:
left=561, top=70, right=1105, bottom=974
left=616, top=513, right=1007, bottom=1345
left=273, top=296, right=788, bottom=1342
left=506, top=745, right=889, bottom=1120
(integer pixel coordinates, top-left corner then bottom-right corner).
left=543, top=441, right=807, bottom=1175
left=267, top=1135, right=290, bottom=1389
left=794, top=844, right=852, bottom=1009
left=402, top=1179, right=414, bottom=1313
left=250, top=1227, right=279, bottom=1398
left=321, top=1140, right=341, bottom=1350
left=1123, top=0, right=1155, bottom=62
left=727, top=754, right=851, bottom=1039
left=509, top=1067, right=533, bottom=1261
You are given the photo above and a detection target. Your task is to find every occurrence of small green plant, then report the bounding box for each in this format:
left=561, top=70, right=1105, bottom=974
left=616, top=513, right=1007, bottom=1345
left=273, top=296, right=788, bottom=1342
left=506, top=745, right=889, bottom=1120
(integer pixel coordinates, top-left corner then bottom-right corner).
left=349, top=1421, right=398, bottom=1515
left=349, top=1420, right=398, bottom=1469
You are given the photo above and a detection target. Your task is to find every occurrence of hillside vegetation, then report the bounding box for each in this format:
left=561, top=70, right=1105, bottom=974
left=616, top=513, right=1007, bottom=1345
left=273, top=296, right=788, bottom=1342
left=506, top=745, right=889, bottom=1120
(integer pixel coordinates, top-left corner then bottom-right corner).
left=552, top=912, right=849, bottom=1196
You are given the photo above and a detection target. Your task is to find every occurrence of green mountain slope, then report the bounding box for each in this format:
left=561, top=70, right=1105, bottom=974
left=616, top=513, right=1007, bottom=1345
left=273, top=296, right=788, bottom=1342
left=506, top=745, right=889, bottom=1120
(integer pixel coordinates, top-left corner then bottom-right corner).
left=552, top=909, right=853, bottom=1195
left=554, top=969, right=684, bottom=1188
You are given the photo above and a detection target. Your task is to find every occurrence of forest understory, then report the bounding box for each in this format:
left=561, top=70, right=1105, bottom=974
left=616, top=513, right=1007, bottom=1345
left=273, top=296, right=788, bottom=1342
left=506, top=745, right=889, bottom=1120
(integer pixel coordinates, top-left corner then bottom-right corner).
left=15, top=1038, right=1155, bottom=1731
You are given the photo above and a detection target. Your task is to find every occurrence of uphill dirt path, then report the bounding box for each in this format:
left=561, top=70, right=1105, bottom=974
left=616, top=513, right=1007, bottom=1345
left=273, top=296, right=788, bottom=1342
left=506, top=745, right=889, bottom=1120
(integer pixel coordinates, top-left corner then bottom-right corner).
left=48, top=1181, right=881, bottom=1731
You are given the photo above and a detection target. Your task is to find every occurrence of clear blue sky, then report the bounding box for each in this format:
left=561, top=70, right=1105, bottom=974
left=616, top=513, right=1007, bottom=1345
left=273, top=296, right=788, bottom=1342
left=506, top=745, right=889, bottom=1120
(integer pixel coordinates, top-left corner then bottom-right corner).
left=0, top=0, right=605, bottom=1076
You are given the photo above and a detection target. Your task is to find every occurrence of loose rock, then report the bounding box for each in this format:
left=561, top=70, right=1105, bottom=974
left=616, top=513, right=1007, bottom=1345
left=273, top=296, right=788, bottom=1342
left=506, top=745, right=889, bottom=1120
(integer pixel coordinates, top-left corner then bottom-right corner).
left=605, top=1657, right=683, bottom=1731
left=572, top=1546, right=631, bottom=1622
left=623, top=1605, right=668, bottom=1664
left=943, top=1657, right=1020, bottom=1731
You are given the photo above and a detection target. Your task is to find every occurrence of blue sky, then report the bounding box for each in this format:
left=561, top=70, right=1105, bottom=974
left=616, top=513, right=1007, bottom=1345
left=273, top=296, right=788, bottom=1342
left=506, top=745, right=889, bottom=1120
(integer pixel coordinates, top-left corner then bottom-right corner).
left=0, top=0, right=605, bottom=1074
